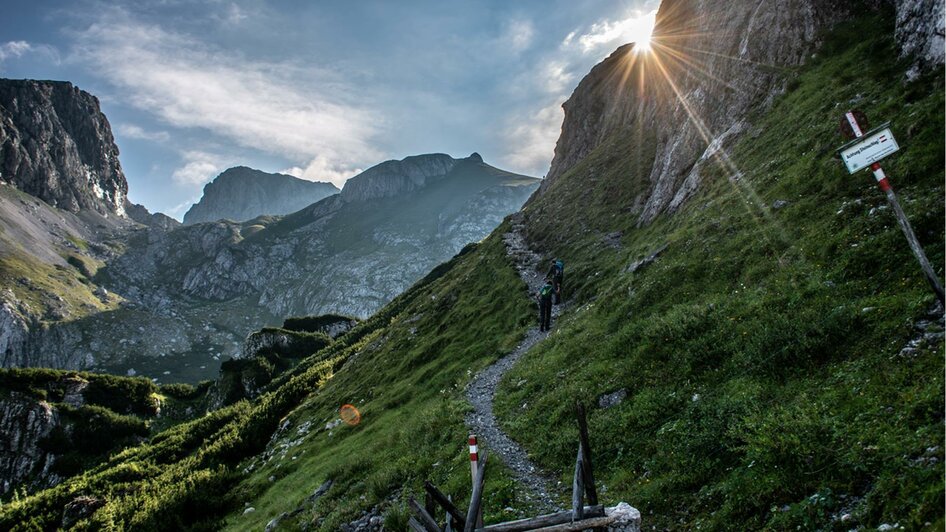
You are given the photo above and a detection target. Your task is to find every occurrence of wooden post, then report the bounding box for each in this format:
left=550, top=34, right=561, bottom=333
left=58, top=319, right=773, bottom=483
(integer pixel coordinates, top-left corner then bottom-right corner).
left=409, top=497, right=442, bottom=532
left=424, top=481, right=466, bottom=530
left=464, top=451, right=488, bottom=532
left=469, top=434, right=483, bottom=528
left=575, top=401, right=599, bottom=506
left=878, top=172, right=945, bottom=305
left=571, top=444, right=584, bottom=521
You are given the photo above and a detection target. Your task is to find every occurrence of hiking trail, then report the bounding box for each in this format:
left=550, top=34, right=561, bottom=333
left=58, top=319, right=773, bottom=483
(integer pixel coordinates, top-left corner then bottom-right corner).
left=465, top=214, right=563, bottom=512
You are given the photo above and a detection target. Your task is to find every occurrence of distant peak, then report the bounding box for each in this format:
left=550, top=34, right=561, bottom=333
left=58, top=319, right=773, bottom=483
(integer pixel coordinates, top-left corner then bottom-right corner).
left=468, top=152, right=483, bottom=163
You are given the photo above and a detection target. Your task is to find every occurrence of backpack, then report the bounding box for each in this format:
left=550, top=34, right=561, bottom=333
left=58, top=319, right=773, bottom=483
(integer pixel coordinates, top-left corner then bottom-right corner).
left=540, top=284, right=554, bottom=298
left=554, top=260, right=564, bottom=277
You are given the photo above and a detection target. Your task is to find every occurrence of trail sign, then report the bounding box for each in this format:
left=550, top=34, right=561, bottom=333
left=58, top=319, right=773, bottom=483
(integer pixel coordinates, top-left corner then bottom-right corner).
left=837, top=111, right=944, bottom=306
left=838, top=124, right=900, bottom=173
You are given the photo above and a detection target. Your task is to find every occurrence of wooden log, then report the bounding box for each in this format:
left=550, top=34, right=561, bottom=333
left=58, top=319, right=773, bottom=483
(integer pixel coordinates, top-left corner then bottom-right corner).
left=572, top=443, right=584, bottom=521
left=426, top=491, right=439, bottom=528
left=476, top=506, right=604, bottom=532
left=576, top=401, right=598, bottom=506
left=409, top=497, right=442, bottom=532
left=445, top=494, right=455, bottom=532
left=408, top=516, right=432, bottom=532
left=526, top=514, right=619, bottom=532
left=424, top=481, right=466, bottom=530
left=464, top=451, right=488, bottom=532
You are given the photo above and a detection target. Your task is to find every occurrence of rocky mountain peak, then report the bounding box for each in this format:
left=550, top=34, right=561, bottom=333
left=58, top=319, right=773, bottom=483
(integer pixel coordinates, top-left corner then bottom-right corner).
left=339, top=153, right=459, bottom=203
left=540, top=0, right=944, bottom=226
left=182, top=166, right=339, bottom=225
left=0, top=79, right=128, bottom=216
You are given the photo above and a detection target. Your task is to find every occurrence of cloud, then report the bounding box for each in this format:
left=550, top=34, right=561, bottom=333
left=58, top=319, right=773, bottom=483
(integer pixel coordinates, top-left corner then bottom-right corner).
left=117, top=123, right=171, bottom=142
left=71, top=10, right=381, bottom=180
left=500, top=101, right=563, bottom=177
left=502, top=19, right=535, bottom=54
left=0, top=40, right=60, bottom=69
left=281, top=155, right=361, bottom=188
left=567, top=9, right=658, bottom=55
left=171, top=151, right=223, bottom=186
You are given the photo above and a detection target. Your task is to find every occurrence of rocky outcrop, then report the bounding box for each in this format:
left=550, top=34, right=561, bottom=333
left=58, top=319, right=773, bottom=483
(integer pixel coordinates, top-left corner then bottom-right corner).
left=339, top=153, right=458, bottom=203
left=124, top=201, right=181, bottom=232
left=540, top=0, right=931, bottom=225
left=183, top=167, right=339, bottom=225
left=0, top=79, right=127, bottom=216
left=896, top=0, right=945, bottom=73
left=0, top=393, right=60, bottom=494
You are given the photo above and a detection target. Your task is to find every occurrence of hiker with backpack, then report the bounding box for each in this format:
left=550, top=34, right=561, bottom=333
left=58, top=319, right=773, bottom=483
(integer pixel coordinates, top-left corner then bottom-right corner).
left=547, top=259, right=564, bottom=304
left=538, top=279, right=554, bottom=332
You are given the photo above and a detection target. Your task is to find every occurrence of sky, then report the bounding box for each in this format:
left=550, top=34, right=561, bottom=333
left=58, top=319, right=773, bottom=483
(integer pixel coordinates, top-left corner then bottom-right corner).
left=0, top=0, right=659, bottom=219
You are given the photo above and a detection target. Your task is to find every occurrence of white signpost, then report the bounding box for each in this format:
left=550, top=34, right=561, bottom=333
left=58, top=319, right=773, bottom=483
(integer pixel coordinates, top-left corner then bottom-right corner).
left=839, top=125, right=900, bottom=173
left=838, top=112, right=944, bottom=306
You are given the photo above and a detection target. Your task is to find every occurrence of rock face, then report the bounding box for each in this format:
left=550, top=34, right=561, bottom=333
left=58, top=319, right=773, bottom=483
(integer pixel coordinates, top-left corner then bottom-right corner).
left=896, top=0, right=945, bottom=70
left=0, top=79, right=128, bottom=216
left=339, top=153, right=457, bottom=203
left=183, top=167, right=339, bottom=225
left=124, top=201, right=181, bottom=232
left=0, top=394, right=60, bottom=494
left=540, top=0, right=940, bottom=225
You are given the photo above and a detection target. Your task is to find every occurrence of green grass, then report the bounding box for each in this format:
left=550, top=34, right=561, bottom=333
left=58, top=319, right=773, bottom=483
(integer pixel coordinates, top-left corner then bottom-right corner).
left=492, top=12, right=944, bottom=531
left=2, top=8, right=942, bottom=531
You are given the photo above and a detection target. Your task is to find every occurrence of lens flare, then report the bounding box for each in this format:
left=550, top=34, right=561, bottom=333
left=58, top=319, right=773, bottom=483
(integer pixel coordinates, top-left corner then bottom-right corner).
left=340, top=404, right=361, bottom=426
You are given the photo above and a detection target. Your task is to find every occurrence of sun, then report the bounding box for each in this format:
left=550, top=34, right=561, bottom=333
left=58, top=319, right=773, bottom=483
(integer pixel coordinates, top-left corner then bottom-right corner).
left=625, top=10, right=656, bottom=53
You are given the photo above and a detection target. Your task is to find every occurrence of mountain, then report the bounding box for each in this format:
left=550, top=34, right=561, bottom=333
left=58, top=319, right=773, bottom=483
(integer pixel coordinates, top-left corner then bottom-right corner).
left=76, top=153, right=537, bottom=381
left=0, top=80, right=127, bottom=216
left=182, top=167, right=339, bottom=225
left=0, top=80, right=149, bottom=372
left=0, top=147, right=537, bottom=382
left=2, top=1, right=943, bottom=529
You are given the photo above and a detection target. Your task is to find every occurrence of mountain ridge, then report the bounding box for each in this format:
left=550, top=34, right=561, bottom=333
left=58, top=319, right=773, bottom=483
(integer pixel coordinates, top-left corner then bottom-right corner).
left=183, top=167, right=339, bottom=225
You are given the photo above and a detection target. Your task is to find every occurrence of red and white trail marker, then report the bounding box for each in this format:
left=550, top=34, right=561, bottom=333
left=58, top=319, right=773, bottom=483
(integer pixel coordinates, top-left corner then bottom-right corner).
left=837, top=111, right=944, bottom=305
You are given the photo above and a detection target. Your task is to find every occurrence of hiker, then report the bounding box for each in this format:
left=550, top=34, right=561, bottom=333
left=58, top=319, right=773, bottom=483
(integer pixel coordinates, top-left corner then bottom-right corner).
left=546, top=259, right=564, bottom=304
left=538, top=279, right=554, bottom=332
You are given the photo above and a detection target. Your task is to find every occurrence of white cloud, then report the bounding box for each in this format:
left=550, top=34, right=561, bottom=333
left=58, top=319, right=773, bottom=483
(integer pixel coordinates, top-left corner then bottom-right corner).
left=281, top=155, right=361, bottom=188
left=0, top=40, right=60, bottom=69
left=503, top=19, right=535, bottom=54
left=171, top=151, right=223, bottom=186
left=117, top=123, right=171, bottom=142
left=72, top=11, right=381, bottom=179
left=570, top=9, right=658, bottom=55
left=500, top=101, right=563, bottom=177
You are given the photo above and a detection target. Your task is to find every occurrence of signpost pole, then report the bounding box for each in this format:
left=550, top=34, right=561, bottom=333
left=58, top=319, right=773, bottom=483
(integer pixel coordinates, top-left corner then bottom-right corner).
left=870, top=163, right=945, bottom=305
left=840, top=110, right=944, bottom=306
left=468, top=435, right=483, bottom=528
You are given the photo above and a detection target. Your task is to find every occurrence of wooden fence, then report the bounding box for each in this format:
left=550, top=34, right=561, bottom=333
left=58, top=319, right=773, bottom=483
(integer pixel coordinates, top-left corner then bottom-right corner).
left=408, top=402, right=640, bottom=532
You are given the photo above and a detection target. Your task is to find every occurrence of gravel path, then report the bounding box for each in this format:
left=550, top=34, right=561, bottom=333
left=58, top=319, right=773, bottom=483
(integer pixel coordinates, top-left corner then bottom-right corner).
left=465, top=214, right=563, bottom=512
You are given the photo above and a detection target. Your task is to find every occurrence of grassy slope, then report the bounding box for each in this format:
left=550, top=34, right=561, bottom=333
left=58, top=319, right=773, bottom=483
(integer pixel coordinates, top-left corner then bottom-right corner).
left=1, top=10, right=941, bottom=532
left=223, top=235, right=535, bottom=531
left=495, top=13, right=944, bottom=530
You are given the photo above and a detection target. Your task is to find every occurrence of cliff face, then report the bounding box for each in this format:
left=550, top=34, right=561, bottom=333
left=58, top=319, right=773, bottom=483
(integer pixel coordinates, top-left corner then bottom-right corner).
left=183, top=167, right=339, bottom=225
left=339, top=153, right=458, bottom=203
left=0, top=80, right=128, bottom=216
left=541, top=0, right=943, bottom=226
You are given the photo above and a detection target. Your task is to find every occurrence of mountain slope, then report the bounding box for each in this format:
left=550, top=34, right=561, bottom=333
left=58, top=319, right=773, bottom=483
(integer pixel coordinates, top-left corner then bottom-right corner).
left=183, top=167, right=339, bottom=225
left=1, top=2, right=942, bottom=531
left=32, top=153, right=537, bottom=382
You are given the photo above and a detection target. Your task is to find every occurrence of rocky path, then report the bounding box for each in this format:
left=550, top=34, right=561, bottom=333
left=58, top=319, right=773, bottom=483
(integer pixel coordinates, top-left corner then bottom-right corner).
left=465, top=214, right=562, bottom=511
